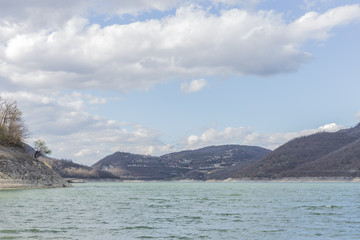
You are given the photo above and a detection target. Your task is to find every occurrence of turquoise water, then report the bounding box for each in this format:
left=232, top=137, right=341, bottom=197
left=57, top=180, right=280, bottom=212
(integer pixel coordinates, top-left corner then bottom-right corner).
left=0, top=182, right=359, bottom=239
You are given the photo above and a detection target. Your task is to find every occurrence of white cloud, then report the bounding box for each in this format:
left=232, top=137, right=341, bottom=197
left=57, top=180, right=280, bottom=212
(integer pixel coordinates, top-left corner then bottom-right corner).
left=46, top=123, right=172, bottom=164
left=185, top=123, right=346, bottom=150
left=316, top=123, right=343, bottom=132
left=0, top=90, right=173, bottom=165
left=185, top=127, right=253, bottom=149
left=242, top=123, right=345, bottom=150
left=88, top=97, right=107, bottom=105
left=290, top=5, right=360, bottom=41
left=0, top=4, right=359, bottom=92
left=181, top=79, right=208, bottom=93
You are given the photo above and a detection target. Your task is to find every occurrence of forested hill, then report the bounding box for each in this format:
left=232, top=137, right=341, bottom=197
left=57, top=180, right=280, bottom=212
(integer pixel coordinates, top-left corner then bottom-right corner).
left=92, top=145, right=271, bottom=180
left=234, top=123, right=360, bottom=179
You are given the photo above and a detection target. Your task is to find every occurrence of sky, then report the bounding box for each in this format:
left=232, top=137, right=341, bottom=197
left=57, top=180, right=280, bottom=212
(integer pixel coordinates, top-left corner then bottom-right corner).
left=1, top=0, right=360, bottom=165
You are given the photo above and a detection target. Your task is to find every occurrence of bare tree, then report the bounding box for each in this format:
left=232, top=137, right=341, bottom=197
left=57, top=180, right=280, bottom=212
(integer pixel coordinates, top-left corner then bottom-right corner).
left=0, top=96, right=28, bottom=145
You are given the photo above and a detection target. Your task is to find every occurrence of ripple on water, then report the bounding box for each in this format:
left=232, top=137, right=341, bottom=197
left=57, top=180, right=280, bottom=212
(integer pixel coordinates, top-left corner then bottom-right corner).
left=0, top=182, right=359, bottom=240
left=123, top=226, right=155, bottom=230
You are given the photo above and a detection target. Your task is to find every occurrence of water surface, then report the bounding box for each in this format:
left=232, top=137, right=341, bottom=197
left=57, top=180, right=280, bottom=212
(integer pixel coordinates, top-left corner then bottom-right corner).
left=1, top=182, right=359, bottom=239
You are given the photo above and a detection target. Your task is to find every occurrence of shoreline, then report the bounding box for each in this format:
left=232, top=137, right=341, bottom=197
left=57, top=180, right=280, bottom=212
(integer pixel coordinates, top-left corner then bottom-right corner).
left=207, top=177, right=360, bottom=183
left=2, top=177, right=359, bottom=189
left=63, top=176, right=360, bottom=184
left=0, top=179, right=71, bottom=190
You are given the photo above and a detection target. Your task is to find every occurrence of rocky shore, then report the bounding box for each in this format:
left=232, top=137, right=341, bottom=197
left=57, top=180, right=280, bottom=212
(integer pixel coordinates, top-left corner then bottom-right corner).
left=0, top=145, right=71, bottom=190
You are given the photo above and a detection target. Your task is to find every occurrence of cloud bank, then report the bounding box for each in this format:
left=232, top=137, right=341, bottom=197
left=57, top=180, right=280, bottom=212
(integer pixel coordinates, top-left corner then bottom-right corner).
left=1, top=4, right=360, bottom=92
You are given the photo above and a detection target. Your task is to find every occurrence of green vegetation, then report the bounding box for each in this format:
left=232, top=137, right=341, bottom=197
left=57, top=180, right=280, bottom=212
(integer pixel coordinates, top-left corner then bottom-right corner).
left=0, top=97, right=28, bottom=146
left=33, top=139, right=52, bottom=158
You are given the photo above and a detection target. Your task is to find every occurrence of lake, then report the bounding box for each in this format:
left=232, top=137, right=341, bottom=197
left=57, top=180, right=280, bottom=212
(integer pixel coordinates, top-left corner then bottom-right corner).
left=0, top=182, right=359, bottom=239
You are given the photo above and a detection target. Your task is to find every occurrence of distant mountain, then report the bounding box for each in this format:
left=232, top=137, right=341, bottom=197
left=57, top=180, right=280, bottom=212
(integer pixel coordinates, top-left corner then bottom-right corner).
left=92, top=152, right=178, bottom=180
left=15, top=122, right=359, bottom=183
left=162, top=145, right=271, bottom=180
left=235, top=123, right=360, bottom=179
left=92, top=145, right=271, bottom=180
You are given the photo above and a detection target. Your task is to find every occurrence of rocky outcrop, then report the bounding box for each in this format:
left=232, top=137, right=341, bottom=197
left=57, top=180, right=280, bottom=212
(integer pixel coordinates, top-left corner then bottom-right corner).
left=0, top=145, right=71, bottom=189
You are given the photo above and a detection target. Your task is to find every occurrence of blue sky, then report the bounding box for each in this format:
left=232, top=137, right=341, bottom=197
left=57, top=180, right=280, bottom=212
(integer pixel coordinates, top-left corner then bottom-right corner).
left=0, top=0, right=360, bottom=165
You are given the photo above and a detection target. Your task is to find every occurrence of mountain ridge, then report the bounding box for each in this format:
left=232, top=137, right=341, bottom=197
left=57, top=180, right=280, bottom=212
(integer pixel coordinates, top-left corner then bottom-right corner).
left=16, top=123, right=360, bottom=182
left=233, top=123, right=360, bottom=179
left=92, top=145, right=271, bottom=180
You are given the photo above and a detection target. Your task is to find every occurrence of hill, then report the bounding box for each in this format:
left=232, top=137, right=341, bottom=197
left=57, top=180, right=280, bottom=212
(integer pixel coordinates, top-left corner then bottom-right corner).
left=39, top=156, right=118, bottom=179
left=0, top=145, right=70, bottom=189
left=92, top=152, right=185, bottom=180
left=290, top=139, right=360, bottom=177
left=235, top=123, right=360, bottom=179
left=23, top=144, right=117, bottom=180
left=162, top=145, right=270, bottom=180
left=92, top=145, right=271, bottom=180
